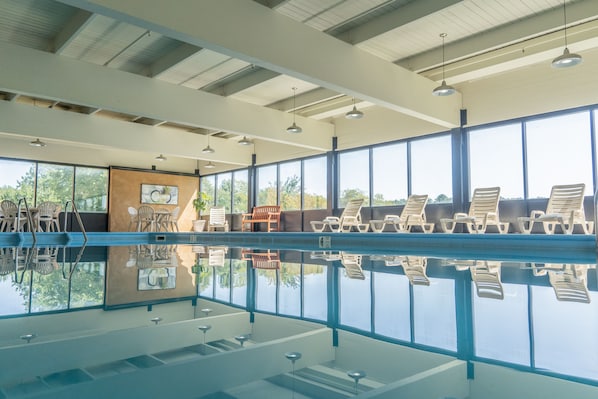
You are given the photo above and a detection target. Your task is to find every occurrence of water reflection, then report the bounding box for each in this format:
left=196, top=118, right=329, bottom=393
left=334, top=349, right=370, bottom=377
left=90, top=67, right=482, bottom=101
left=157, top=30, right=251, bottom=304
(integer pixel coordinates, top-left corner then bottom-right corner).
left=2, top=243, right=598, bottom=387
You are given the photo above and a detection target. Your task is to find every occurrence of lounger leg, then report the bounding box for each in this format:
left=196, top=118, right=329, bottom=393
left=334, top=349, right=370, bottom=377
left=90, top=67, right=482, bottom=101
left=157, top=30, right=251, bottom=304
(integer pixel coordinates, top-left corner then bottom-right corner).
left=497, top=222, right=509, bottom=234
left=542, top=221, right=556, bottom=234
left=518, top=219, right=533, bottom=234
left=440, top=219, right=455, bottom=233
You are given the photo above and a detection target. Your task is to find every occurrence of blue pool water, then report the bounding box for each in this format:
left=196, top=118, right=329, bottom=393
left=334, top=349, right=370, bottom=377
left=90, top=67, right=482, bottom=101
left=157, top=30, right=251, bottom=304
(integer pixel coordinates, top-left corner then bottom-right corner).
left=0, top=232, right=597, bottom=398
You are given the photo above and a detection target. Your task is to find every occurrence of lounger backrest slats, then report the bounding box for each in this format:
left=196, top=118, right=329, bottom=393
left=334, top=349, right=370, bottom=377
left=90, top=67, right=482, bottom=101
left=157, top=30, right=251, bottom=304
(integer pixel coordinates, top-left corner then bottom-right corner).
left=469, top=187, right=500, bottom=219
left=400, top=194, right=428, bottom=220
left=210, top=207, right=226, bottom=225
left=546, top=183, right=585, bottom=215
left=340, top=198, right=364, bottom=223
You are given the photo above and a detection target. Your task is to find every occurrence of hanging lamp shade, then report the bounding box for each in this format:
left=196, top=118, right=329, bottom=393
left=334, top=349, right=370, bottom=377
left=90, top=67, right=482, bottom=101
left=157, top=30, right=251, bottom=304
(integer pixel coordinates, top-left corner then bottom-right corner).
left=432, top=80, right=456, bottom=96
left=552, top=0, right=582, bottom=68
left=205, top=161, right=216, bottom=169
left=286, top=87, right=302, bottom=133
left=29, top=138, right=46, bottom=147
left=238, top=136, right=252, bottom=145
left=432, top=33, right=456, bottom=96
left=345, top=98, right=364, bottom=119
left=201, top=145, right=215, bottom=154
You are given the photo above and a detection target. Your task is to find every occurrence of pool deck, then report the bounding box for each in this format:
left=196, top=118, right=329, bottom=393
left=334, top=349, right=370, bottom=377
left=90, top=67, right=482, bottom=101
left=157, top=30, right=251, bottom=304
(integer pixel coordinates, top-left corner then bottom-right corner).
left=1, top=231, right=596, bottom=264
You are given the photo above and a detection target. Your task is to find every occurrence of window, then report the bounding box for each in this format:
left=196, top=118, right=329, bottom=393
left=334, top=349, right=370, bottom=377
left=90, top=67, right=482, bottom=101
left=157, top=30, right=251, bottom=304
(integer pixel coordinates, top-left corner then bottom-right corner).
left=468, top=124, right=524, bottom=199
left=232, top=170, right=248, bottom=214
left=75, top=167, right=108, bottom=212
left=413, top=278, right=456, bottom=351
left=303, top=156, right=327, bottom=210
left=411, top=135, right=452, bottom=203
left=526, top=111, right=592, bottom=198
left=255, top=268, right=277, bottom=313
left=372, top=143, right=408, bottom=206
left=36, top=163, right=74, bottom=205
left=257, top=165, right=277, bottom=206
left=0, top=159, right=35, bottom=204
left=279, top=161, right=301, bottom=211
left=231, top=259, right=247, bottom=306
left=200, top=175, right=215, bottom=206
left=339, top=149, right=370, bottom=207
left=214, top=263, right=231, bottom=301
left=215, top=172, right=232, bottom=212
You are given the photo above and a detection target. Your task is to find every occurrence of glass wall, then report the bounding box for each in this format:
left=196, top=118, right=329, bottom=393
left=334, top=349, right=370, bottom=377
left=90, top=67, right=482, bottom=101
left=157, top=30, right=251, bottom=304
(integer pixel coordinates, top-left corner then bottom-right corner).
left=303, top=157, right=327, bottom=210
left=372, top=143, right=408, bottom=206
left=468, top=124, right=524, bottom=200
left=410, top=135, right=453, bottom=203
left=339, top=149, right=370, bottom=207
left=279, top=161, right=301, bottom=211
left=256, top=165, right=277, bottom=206
left=232, top=170, right=248, bottom=214
left=201, top=170, right=248, bottom=214
left=215, top=172, right=232, bottom=212
left=0, top=159, right=108, bottom=212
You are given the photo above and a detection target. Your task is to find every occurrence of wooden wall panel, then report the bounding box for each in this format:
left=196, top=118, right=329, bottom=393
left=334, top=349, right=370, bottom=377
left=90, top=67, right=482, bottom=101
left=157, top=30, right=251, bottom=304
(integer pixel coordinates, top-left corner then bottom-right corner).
left=109, top=168, right=199, bottom=232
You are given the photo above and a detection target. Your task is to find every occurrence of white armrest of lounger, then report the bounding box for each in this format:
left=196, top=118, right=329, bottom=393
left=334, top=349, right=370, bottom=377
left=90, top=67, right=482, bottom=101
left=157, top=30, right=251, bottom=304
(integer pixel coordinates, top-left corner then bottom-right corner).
left=323, top=216, right=340, bottom=223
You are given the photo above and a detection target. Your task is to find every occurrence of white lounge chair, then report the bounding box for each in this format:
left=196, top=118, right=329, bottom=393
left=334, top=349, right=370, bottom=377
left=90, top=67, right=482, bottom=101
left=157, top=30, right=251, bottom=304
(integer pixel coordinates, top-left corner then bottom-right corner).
left=310, top=199, right=368, bottom=233
left=440, top=187, right=508, bottom=233
left=340, top=253, right=365, bottom=279
left=517, top=183, right=593, bottom=234
left=208, top=206, right=229, bottom=232
left=470, top=261, right=504, bottom=300
left=370, top=194, right=433, bottom=233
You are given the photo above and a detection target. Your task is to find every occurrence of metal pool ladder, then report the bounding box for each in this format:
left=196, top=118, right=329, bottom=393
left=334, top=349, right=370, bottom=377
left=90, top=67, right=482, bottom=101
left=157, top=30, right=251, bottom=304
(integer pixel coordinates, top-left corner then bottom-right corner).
left=63, top=200, right=88, bottom=243
left=17, top=197, right=37, bottom=245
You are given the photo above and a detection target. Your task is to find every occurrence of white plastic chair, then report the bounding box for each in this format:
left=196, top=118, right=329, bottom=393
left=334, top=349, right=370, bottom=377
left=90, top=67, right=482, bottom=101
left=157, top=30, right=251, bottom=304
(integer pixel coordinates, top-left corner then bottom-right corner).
left=169, top=206, right=180, bottom=232
left=370, top=194, right=433, bottom=233
left=208, top=207, right=229, bottom=232
left=517, top=183, right=593, bottom=234
left=310, top=199, right=368, bottom=233
left=136, top=205, right=155, bottom=232
left=440, top=187, right=508, bottom=233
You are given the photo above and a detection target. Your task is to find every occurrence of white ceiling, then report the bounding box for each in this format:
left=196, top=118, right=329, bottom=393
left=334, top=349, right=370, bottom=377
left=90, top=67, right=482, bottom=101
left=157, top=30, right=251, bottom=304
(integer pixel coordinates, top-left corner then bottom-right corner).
left=0, top=0, right=596, bottom=171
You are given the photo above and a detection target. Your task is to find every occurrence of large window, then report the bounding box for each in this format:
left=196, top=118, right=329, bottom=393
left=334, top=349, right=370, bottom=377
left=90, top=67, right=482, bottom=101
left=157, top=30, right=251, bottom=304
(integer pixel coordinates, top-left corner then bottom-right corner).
left=279, top=161, right=301, bottom=211
left=468, top=124, right=524, bottom=200
left=526, top=111, right=593, bottom=198
left=0, top=159, right=108, bottom=213
left=339, top=149, right=370, bottom=207
left=232, top=170, right=248, bottom=214
left=200, top=175, right=216, bottom=207
left=0, top=159, right=35, bottom=203
left=215, top=172, right=232, bottom=212
left=411, top=135, right=452, bottom=203
left=74, top=167, right=108, bottom=212
left=372, top=143, right=408, bottom=206
left=303, top=156, right=327, bottom=210
left=257, top=165, right=277, bottom=206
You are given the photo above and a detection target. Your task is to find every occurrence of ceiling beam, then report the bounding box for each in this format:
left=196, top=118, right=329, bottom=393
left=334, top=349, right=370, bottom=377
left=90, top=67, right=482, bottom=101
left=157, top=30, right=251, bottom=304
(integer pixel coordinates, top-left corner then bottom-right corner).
left=51, top=9, right=95, bottom=54
left=57, top=0, right=461, bottom=128
left=0, top=101, right=251, bottom=165
left=0, top=41, right=332, bottom=151
left=203, top=67, right=279, bottom=96
left=336, top=0, right=462, bottom=44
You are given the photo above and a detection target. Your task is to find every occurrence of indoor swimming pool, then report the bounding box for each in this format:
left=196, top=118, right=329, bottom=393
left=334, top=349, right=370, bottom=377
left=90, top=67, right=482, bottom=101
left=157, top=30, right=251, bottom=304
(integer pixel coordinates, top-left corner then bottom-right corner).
left=0, top=232, right=597, bottom=398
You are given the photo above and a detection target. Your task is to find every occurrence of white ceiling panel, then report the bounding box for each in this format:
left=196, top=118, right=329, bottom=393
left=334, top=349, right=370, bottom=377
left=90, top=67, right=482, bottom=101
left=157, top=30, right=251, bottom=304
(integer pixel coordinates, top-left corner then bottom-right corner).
left=182, top=58, right=251, bottom=90
left=230, top=75, right=319, bottom=106
left=157, top=49, right=231, bottom=85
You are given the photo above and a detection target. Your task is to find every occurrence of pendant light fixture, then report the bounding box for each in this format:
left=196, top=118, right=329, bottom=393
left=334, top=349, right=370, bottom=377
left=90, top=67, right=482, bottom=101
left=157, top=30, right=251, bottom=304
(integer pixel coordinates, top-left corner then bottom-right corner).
left=286, top=87, right=302, bottom=134
left=205, top=161, right=216, bottom=169
left=345, top=98, right=364, bottom=119
left=552, top=0, right=582, bottom=68
left=155, top=154, right=167, bottom=161
left=29, top=138, right=46, bottom=147
left=238, top=136, right=252, bottom=145
left=202, top=135, right=215, bottom=154
left=432, top=33, right=456, bottom=96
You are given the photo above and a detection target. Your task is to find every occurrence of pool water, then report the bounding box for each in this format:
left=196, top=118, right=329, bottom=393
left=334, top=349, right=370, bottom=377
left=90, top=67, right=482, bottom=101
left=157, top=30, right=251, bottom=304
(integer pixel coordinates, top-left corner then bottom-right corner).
left=0, top=233, right=597, bottom=398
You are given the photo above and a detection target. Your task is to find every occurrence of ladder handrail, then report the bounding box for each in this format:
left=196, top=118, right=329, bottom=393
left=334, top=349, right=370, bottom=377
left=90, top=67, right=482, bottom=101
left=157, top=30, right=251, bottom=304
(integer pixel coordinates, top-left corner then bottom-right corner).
left=63, top=200, right=88, bottom=243
left=16, top=197, right=36, bottom=245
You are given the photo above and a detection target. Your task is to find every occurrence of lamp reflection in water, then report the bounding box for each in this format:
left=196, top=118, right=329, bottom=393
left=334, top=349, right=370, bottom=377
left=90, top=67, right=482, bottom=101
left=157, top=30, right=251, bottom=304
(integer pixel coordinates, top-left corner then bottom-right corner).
left=200, top=308, right=212, bottom=317
left=150, top=317, right=162, bottom=325
left=198, top=325, right=211, bottom=344
left=347, top=370, right=366, bottom=395
left=234, top=334, right=250, bottom=347
left=20, top=333, right=37, bottom=343
left=284, top=351, right=302, bottom=398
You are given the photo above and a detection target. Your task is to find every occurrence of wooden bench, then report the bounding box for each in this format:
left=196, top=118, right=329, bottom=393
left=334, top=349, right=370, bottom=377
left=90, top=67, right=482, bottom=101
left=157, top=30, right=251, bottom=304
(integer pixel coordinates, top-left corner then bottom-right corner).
left=241, top=205, right=281, bottom=232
